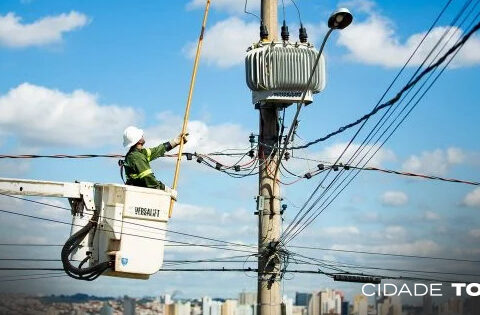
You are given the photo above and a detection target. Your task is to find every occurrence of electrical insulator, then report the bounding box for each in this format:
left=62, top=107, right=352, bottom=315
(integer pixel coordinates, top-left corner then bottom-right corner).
left=344, top=164, right=350, bottom=170
left=234, top=165, right=241, bottom=172
left=281, top=204, right=287, bottom=214
left=284, top=152, right=290, bottom=161
left=318, top=164, right=324, bottom=170
left=185, top=153, right=193, bottom=161
left=249, top=133, right=255, bottom=147
left=215, top=163, right=222, bottom=170
left=333, top=165, right=339, bottom=171
left=196, top=156, right=204, bottom=163
left=248, top=150, right=255, bottom=158
left=305, top=173, right=312, bottom=179
left=299, top=24, right=308, bottom=43
left=281, top=21, right=289, bottom=41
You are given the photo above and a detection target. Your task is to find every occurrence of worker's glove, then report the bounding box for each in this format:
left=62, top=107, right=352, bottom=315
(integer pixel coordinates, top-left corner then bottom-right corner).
left=164, top=186, right=177, bottom=201
left=170, top=133, right=189, bottom=148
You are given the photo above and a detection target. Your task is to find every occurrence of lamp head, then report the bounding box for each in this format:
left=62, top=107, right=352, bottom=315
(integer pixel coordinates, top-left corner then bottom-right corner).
left=328, top=8, right=353, bottom=29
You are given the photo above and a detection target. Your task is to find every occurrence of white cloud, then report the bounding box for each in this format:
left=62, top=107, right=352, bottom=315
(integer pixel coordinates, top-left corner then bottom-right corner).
left=469, top=229, right=480, bottom=238
left=333, top=239, right=441, bottom=256
left=402, top=148, right=465, bottom=176
left=322, top=226, right=360, bottom=237
left=0, top=83, right=140, bottom=148
left=184, top=17, right=258, bottom=68
left=423, top=211, right=440, bottom=221
left=336, top=1, right=480, bottom=68
left=145, top=112, right=250, bottom=166
left=384, top=225, right=407, bottom=240
left=0, top=11, right=88, bottom=48
left=168, top=203, right=256, bottom=247
left=462, top=188, right=480, bottom=208
left=309, top=142, right=395, bottom=167
left=320, top=142, right=395, bottom=167
left=187, top=0, right=259, bottom=14
left=381, top=191, right=408, bottom=206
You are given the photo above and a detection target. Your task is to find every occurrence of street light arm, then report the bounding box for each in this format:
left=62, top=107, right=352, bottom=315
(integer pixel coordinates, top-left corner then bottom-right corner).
left=274, top=28, right=334, bottom=177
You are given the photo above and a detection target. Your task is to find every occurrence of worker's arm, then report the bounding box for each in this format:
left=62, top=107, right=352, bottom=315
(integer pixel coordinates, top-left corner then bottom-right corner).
left=144, top=144, right=168, bottom=162
left=145, top=133, right=189, bottom=161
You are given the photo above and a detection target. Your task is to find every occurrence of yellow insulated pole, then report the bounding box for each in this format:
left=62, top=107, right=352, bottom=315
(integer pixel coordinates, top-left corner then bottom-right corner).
left=168, top=0, right=210, bottom=218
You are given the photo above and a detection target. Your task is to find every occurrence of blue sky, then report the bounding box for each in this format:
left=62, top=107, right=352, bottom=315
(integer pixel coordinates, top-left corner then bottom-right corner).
left=0, top=0, right=480, bottom=302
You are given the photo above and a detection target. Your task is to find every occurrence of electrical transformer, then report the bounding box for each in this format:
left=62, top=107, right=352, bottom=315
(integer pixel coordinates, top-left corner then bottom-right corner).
left=245, top=42, right=326, bottom=106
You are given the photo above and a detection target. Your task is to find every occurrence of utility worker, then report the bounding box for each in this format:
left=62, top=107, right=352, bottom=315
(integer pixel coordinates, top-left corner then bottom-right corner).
left=122, top=126, right=188, bottom=190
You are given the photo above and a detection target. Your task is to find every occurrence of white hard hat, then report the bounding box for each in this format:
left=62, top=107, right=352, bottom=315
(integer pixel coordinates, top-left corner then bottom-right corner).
left=123, top=126, right=144, bottom=148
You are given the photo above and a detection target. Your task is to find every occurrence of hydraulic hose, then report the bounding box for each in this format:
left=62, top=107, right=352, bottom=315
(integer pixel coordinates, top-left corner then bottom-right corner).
left=61, top=211, right=112, bottom=281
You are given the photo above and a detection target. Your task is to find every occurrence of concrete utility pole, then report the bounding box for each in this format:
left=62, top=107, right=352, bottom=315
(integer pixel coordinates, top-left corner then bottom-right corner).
left=257, top=1, right=282, bottom=314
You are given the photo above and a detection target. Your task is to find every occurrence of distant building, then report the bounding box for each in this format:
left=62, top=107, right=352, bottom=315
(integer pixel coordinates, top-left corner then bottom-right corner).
left=308, top=289, right=342, bottom=315
left=237, top=304, right=254, bottom=315
left=203, top=296, right=213, bottom=315
left=295, top=293, right=312, bottom=307
left=292, top=305, right=307, bottom=315
left=165, top=301, right=191, bottom=315
left=352, top=295, right=368, bottom=315
left=239, top=292, right=257, bottom=305
left=422, top=295, right=433, bottom=315
left=282, top=295, right=293, bottom=315
left=210, top=301, right=222, bottom=315
left=341, top=301, right=349, bottom=315
left=161, top=294, right=172, bottom=305
left=377, top=296, right=401, bottom=315
left=464, top=296, right=480, bottom=315
left=438, top=298, right=463, bottom=315
left=99, top=302, right=113, bottom=315
left=123, top=296, right=136, bottom=315
left=222, top=299, right=238, bottom=315
left=202, top=297, right=224, bottom=315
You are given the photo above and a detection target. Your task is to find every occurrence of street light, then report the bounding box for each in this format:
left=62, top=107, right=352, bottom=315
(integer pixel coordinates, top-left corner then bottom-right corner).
left=328, top=8, right=353, bottom=30
left=319, top=8, right=354, bottom=58
left=276, top=8, right=354, bottom=175
left=296, top=7, right=354, bottom=105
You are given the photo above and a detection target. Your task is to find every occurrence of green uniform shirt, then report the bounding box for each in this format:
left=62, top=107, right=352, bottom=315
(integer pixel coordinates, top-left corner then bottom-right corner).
left=124, top=143, right=170, bottom=190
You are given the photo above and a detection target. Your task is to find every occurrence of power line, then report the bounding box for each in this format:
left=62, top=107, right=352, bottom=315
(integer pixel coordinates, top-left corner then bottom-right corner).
left=289, top=245, right=480, bottom=263
left=0, top=243, right=63, bottom=247
left=0, top=193, right=257, bottom=252
left=0, top=151, right=248, bottom=159
left=281, top=11, right=480, bottom=244
left=289, top=6, right=475, bottom=150
left=284, top=158, right=480, bottom=186
left=285, top=14, right=480, bottom=244
left=0, top=274, right=67, bottom=283
left=291, top=253, right=480, bottom=278
left=0, top=272, right=65, bottom=280
left=0, top=208, right=257, bottom=255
